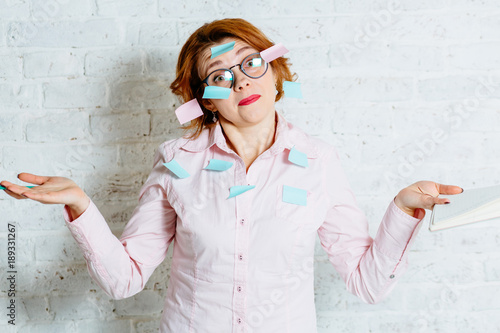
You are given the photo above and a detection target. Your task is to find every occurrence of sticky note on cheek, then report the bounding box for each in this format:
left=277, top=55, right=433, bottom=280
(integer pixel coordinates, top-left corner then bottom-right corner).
left=203, top=86, right=231, bottom=99
left=283, top=81, right=303, bottom=98
left=282, top=185, right=307, bottom=206
left=260, top=43, right=289, bottom=62
left=175, top=99, right=204, bottom=125
left=211, top=41, right=236, bottom=59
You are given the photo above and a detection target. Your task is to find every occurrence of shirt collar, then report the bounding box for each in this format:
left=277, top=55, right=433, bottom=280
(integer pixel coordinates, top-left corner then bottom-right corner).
left=180, top=111, right=319, bottom=158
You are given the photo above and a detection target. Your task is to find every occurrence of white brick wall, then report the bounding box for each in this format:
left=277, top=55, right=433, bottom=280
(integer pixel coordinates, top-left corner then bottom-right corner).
left=1, top=0, right=500, bottom=332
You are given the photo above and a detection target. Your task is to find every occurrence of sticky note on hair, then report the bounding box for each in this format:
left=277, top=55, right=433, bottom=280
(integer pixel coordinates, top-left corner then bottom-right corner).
left=228, top=185, right=256, bottom=198
left=204, top=159, right=234, bottom=171
left=175, top=99, right=203, bottom=125
left=163, top=159, right=190, bottom=179
left=282, top=185, right=307, bottom=206
left=211, top=41, right=236, bottom=59
left=288, top=146, right=308, bottom=167
left=203, top=86, right=231, bottom=99
left=283, top=81, right=303, bottom=98
left=260, top=43, right=289, bottom=63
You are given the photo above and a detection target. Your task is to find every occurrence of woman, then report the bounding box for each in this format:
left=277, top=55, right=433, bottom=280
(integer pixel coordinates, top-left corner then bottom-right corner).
left=1, top=18, right=462, bottom=332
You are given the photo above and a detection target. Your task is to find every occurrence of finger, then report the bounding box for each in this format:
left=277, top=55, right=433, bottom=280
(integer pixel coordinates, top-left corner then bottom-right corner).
left=423, top=194, right=450, bottom=210
left=17, top=173, right=50, bottom=185
left=1, top=181, right=35, bottom=197
left=436, top=184, right=463, bottom=195
left=413, top=208, right=426, bottom=220
left=2, top=188, right=28, bottom=200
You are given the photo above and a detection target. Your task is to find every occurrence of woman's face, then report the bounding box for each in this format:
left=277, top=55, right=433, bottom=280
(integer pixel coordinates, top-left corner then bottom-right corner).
left=198, top=38, right=277, bottom=128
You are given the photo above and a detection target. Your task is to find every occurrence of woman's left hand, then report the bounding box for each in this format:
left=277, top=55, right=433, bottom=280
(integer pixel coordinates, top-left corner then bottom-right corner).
left=394, top=181, right=463, bottom=219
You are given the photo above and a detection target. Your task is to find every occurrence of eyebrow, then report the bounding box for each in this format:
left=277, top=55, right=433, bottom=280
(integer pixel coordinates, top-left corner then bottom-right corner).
left=205, top=46, right=254, bottom=72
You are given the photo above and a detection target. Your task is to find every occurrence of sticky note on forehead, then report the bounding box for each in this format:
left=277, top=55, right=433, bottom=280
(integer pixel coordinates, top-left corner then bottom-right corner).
left=260, top=43, right=289, bottom=63
left=211, top=41, right=236, bottom=59
left=175, top=99, right=203, bottom=125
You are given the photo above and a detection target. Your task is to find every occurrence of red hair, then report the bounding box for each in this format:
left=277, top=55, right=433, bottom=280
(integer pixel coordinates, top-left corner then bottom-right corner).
left=170, top=18, right=295, bottom=140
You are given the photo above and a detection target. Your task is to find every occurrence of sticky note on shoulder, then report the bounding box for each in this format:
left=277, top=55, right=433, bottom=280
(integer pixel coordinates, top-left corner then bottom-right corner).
left=211, top=41, right=235, bottom=59
left=283, top=81, right=303, bottom=98
left=260, top=43, right=289, bottom=63
left=203, top=86, right=231, bottom=99
left=175, top=99, right=204, bottom=125
left=163, top=159, right=190, bottom=179
left=288, top=146, right=308, bottom=167
left=282, top=185, right=307, bottom=206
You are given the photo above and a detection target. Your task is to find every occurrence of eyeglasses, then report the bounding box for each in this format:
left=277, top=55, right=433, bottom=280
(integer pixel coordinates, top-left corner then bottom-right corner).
left=202, top=53, right=268, bottom=89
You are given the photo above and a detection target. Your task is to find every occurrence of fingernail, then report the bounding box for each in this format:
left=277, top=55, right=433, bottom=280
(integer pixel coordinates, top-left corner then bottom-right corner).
left=17, top=174, right=20, bottom=178
left=445, top=201, right=451, bottom=204
left=461, top=188, right=464, bottom=193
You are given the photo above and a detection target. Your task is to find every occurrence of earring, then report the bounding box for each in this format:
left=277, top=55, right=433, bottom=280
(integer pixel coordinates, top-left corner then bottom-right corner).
left=212, top=111, right=217, bottom=122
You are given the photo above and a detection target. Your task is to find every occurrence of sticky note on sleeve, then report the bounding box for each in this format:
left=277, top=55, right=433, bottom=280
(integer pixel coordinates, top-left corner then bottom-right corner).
left=163, top=159, right=190, bottom=179
left=282, top=185, right=307, bottom=206
left=204, top=159, right=234, bottom=171
left=203, top=86, right=231, bottom=99
left=283, top=81, right=303, bottom=98
left=260, top=43, right=289, bottom=63
left=228, top=185, right=256, bottom=198
left=211, top=41, right=236, bottom=59
left=288, top=146, right=308, bottom=167
left=175, top=99, right=204, bottom=125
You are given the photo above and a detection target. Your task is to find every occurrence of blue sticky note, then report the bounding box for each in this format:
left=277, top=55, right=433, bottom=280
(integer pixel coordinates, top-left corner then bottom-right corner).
left=283, top=81, right=303, bottom=98
left=163, top=159, right=190, bottom=179
left=288, top=146, right=308, bottom=167
left=228, top=185, right=256, bottom=198
left=211, top=41, right=236, bottom=59
left=203, top=86, right=231, bottom=99
left=204, top=159, right=234, bottom=171
left=282, top=185, right=307, bottom=206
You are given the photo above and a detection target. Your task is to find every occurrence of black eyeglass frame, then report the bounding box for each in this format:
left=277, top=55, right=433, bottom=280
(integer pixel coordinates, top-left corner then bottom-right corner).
left=201, top=52, right=269, bottom=89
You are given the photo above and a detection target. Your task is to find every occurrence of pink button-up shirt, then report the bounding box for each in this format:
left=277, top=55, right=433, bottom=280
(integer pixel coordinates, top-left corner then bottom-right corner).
left=64, top=111, right=422, bottom=333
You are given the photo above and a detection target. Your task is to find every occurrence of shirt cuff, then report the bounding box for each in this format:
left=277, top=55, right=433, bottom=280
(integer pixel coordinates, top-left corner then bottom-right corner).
left=373, top=199, right=423, bottom=260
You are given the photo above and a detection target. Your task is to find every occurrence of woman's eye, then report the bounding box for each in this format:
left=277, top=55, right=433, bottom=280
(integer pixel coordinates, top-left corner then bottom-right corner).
left=246, top=58, right=262, bottom=68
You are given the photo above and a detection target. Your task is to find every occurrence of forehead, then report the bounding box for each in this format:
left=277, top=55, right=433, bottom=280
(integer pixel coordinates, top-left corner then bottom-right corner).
left=199, top=38, right=257, bottom=75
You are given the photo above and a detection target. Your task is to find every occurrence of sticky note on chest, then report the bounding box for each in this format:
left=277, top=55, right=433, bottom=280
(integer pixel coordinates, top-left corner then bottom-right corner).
left=282, top=185, right=307, bottom=206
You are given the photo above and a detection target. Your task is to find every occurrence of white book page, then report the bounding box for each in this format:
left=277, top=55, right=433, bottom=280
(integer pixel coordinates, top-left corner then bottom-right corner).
left=430, top=184, right=500, bottom=230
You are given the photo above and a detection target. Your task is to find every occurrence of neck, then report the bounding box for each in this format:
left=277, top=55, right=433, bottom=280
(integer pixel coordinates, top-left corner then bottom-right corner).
left=219, top=111, right=277, bottom=168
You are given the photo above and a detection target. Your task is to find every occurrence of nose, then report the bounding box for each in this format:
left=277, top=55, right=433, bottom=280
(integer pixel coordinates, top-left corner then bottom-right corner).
left=232, top=66, right=251, bottom=91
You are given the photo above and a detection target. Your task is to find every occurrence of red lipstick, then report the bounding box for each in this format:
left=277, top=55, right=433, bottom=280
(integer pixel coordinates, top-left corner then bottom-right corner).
left=238, top=94, right=261, bottom=106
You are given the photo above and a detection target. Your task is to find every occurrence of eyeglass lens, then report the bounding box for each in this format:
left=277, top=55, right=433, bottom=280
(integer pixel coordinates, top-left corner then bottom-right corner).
left=206, top=54, right=267, bottom=88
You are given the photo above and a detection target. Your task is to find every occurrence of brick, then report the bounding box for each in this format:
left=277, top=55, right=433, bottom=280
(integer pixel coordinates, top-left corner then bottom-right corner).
left=144, top=47, right=179, bottom=75
left=138, top=22, right=177, bottom=46
left=0, top=83, right=40, bottom=109
left=7, top=19, right=120, bottom=47
left=34, top=232, right=85, bottom=262
left=84, top=48, right=145, bottom=77
left=90, top=112, right=150, bottom=141
left=388, top=44, right=445, bottom=71
left=26, top=111, right=90, bottom=143
left=136, top=320, right=162, bottom=333
left=24, top=50, right=82, bottom=78
left=16, top=296, right=52, bottom=321
left=113, top=290, right=164, bottom=316
left=76, top=319, right=133, bottom=333
left=417, top=75, right=499, bottom=101
left=0, top=53, right=22, bottom=78
left=96, top=0, right=156, bottom=17
left=49, top=293, right=114, bottom=320
left=83, top=172, right=147, bottom=202
left=217, top=0, right=333, bottom=18
left=0, top=0, right=30, bottom=18
left=30, top=0, right=95, bottom=18
left=150, top=111, right=186, bottom=139
left=159, top=0, right=216, bottom=18
left=16, top=321, right=74, bottom=333
left=0, top=113, right=24, bottom=142
left=43, top=79, right=107, bottom=108
left=448, top=42, right=500, bottom=70
left=108, top=78, right=176, bottom=110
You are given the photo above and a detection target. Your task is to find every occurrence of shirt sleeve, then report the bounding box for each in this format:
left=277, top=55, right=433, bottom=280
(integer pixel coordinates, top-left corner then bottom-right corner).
left=317, top=146, right=423, bottom=304
left=63, top=143, right=177, bottom=300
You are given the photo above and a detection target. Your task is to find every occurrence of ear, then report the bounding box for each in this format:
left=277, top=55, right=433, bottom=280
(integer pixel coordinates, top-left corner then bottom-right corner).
left=201, top=99, right=216, bottom=112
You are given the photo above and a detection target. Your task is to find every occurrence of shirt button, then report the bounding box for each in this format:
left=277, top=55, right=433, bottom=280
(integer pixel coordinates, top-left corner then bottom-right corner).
left=238, top=254, right=243, bottom=261
left=390, top=274, right=395, bottom=279
left=237, top=318, right=242, bottom=324
left=240, top=219, right=245, bottom=225
left=237, top=286, right=242, bottom=292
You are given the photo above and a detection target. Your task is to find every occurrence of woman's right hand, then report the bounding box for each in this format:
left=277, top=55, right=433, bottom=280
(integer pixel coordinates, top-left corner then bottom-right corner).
left=1, top=172, right=90, bottom=219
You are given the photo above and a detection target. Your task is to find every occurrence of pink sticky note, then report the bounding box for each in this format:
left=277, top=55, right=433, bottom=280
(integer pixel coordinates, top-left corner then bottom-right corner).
left=175, top=99, right=204, bottom=125
left=260, top=43, right=289, bottom=63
